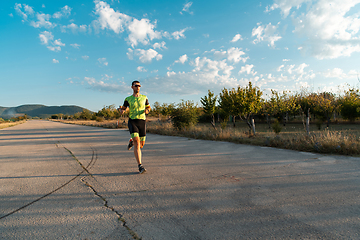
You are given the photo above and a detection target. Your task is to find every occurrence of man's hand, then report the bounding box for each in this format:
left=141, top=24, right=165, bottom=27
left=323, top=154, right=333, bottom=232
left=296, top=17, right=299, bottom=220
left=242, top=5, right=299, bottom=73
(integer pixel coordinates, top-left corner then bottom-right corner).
left=145, top=107, right=151, bottom=115
left=118, top=106, right=125, bottom=114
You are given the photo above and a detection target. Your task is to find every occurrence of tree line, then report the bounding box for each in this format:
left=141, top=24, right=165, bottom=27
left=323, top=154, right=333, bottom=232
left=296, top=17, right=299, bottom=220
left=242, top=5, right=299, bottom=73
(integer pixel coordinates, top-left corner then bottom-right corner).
left=58, top=82, right=360, bottom=135
left=151, top=82, right=360, bottom=134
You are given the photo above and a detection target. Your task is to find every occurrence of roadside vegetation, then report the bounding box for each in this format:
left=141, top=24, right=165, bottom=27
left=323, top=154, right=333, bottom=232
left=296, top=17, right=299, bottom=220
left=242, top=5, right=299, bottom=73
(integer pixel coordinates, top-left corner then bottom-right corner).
left=55, top=83, right=360, bottom=156
left=0, top=115, right=28, bottom=129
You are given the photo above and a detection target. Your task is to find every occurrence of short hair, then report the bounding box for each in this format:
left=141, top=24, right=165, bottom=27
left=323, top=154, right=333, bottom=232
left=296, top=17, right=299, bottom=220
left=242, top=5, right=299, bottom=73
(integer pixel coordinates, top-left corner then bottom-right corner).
left=132, top=80, right=140, bottom=86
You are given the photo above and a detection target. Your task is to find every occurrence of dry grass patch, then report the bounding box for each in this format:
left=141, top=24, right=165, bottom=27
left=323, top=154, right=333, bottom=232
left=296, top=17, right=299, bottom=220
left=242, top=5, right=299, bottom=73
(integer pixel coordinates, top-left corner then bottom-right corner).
left=52, top=119, right=128, bottom=129
left=147, top=120, right=360, bottom=156
left=0, top=120, right=27, bottom=129
left=54, top=118, right=360, bottom=156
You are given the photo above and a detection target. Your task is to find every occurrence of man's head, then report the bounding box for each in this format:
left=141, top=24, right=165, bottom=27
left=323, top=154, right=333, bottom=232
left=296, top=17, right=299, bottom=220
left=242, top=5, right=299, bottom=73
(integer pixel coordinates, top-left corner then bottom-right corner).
left=131, top=80, right=141, bottom=93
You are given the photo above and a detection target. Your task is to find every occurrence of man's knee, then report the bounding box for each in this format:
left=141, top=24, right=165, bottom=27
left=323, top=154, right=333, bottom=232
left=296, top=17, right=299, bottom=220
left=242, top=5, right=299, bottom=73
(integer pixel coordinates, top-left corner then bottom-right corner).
left=133, top=137, right=140, bottom=146
left=140, top=141, right=145, bottom=148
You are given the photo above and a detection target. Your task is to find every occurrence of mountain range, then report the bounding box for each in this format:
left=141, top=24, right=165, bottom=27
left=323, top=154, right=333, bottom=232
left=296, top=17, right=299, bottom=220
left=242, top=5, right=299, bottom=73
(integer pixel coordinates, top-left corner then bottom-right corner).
left=0, top=105, right=88, bottom=119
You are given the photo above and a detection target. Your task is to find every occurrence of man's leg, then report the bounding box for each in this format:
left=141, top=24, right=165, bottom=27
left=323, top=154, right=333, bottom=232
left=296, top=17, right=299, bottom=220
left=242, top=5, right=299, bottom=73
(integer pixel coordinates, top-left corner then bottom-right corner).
left=133, top=136, right=141, bottom=165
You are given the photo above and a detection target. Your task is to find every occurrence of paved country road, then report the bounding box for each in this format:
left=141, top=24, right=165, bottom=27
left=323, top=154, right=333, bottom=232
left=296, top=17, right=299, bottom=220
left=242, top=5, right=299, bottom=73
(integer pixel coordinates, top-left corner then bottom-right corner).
left=0, top=120, right=359, bottom=239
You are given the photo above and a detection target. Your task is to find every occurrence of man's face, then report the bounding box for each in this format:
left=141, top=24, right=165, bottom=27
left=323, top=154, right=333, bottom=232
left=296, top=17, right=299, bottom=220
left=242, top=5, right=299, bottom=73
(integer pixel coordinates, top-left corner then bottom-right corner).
left=132, top=83, right=141, bottom=93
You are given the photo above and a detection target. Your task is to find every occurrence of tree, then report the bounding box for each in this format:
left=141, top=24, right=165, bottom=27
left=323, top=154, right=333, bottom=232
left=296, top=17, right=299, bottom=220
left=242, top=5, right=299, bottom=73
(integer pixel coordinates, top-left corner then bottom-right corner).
left=150, top=101, right=162, bottom=118
left=338, top=88, right=360, bottom=122
left=219, top=82, right=263, bottom=134
left=267, top=90, right=299, bottom=126
left=80, top=109, right=93, bottom=120
left=312, top=92, right=337, bottom=127
left=200, top=90, right=217, bottom=128
left=218, top=88, right=240, bottom=127
left=236, top=82, right=263, bottom=135
left=97, top=105, right=119, bottom=119
left=160, top=103, right=175, bottom=118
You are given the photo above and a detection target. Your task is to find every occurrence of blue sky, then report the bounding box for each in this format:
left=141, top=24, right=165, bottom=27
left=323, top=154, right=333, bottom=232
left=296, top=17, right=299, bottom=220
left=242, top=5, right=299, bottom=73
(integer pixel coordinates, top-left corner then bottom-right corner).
left=1, top=0, right=360, bottom=111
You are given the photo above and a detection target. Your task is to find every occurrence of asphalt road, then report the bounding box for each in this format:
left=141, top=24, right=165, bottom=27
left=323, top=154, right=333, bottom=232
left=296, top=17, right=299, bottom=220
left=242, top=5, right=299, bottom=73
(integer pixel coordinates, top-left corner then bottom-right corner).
left=0, top=120, right=359, bottom=239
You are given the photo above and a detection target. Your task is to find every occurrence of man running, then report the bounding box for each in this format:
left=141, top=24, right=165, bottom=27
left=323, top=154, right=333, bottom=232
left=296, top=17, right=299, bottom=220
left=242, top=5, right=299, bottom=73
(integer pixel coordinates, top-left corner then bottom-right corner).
left=118, top=81, right=151, bottom=174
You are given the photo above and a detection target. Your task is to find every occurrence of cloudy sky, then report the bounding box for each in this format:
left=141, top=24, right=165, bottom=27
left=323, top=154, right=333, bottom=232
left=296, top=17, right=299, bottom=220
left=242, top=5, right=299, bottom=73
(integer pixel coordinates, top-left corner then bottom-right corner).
left=1, top=0, right=360, bottom=111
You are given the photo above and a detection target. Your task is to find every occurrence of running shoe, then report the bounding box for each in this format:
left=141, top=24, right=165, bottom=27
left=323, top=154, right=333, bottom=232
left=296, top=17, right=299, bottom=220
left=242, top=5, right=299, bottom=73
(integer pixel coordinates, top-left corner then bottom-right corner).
left=139, top=165, right=146, bottom=174
left=127, top=139, right=133, bottom=150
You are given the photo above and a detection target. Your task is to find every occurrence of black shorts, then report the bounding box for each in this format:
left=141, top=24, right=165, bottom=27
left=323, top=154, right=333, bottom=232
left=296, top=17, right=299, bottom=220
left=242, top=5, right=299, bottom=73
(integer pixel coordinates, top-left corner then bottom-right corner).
left=128, top=118, right=146, bottom=141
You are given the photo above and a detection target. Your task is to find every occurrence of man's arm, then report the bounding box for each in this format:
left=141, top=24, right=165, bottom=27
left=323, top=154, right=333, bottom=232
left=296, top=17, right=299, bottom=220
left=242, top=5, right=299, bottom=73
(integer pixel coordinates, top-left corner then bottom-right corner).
left=145, top=98, right=151, bottom=114
left=145, top=105, right=151, bottom=115
left=118, top=99, right=130, bottom=115
left=118, top=105, right=128, bottom=115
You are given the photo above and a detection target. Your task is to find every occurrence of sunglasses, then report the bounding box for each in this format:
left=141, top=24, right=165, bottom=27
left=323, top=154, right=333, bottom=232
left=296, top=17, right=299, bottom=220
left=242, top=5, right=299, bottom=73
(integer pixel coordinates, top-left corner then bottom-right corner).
left=133, top=85, right=141, bottom=87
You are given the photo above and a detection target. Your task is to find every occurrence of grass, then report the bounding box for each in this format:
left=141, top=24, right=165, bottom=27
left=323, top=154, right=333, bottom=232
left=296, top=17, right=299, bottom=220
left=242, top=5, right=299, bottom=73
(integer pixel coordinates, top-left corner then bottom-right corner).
left=51, top=119, right=128, bottom=129
left=146, top=119, right=360, bottom=157
left=54, top=118, right=360, bottom=157
left=0, top=120, right=27, bottom=130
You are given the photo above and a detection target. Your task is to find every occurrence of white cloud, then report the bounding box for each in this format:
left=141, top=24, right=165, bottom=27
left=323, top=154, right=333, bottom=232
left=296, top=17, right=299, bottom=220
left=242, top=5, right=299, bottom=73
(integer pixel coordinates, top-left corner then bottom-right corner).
left=82, top=55, right=89, bottom=60
left=272, top=63, right=315, bottom=85
left=14, top=3, right=34, bottom=20
left=39, top=32, right=64, bottom=51
left=175, top=54, right=188, bottom=64
left=54, top=39, right=65, bottom=46
left=153, top=41, right=167, bottom=49
left=252, top=22, right=282, bottom=48
left=295, top=63, right=308, bottom=75
left=98, top=58, right=108, bottom=66
left=47, top=46, right=61, bottom=52
left=63, top=23, right=79, bottom=33
left=239, top=64, right=256, bottom=75
left=61, top=23, right=88, bottom=33
left=172, top=28, right=188, bottom=40
left=213, top=47, right=248, bottom=63
left=226, top=47, right=248, bottom=63
left=140, top=55, right=249, bottom=95
left=93, top=0, right=162, bottom=47
left=84, top=77, right=128, bottom=92
left=39, top=31, right=53, bottom=44
left=323, top=68, right=349, bottom=79
left=231, top=34, right=243, bottom=42
left=267, top=0, right=310, bottom=18
left=53, top=5, right=72, bottom=19
left=292, top=0, right=360, bottom=59
left=93, top=0, right=131, bottom=34
left=137, top=66, right=147, bottom=72
left=30, top=13, right=55, bottom=28
left=79, top=25, right=87, bottom=32
left=127, top=18, right=162, bottom=47
left=9, top=13, right=13, bottom=17
left=191, top=57, right=235, bottom=78
left=180, top=2, right=193, bottom=15
left=102, top=74, right=113, bottom=80
left=277, top=64, right=284, bottom=72
left=127, top=48, right=162, bottom=63
left=70, top=43, right=80, bottom=48
left=52, top=59, right=59, bottom=63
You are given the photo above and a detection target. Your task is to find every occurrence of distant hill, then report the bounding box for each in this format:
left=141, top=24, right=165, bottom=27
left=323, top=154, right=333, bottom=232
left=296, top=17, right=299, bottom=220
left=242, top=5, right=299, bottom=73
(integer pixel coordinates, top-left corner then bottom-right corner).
left=0, top=104, right=88, bottom=119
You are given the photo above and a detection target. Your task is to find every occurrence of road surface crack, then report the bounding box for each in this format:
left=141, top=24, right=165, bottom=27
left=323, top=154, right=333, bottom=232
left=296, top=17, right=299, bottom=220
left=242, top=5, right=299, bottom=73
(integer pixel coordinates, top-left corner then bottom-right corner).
left=80, top=177, right=141, bottom=240
left=68, top=147, right=141, bottom=240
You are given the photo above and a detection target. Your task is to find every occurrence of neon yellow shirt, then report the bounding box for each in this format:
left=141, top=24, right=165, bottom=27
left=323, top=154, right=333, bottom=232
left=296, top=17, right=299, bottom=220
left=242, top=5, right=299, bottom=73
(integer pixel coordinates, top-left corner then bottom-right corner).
left=123, top=95, right=149, bottom=120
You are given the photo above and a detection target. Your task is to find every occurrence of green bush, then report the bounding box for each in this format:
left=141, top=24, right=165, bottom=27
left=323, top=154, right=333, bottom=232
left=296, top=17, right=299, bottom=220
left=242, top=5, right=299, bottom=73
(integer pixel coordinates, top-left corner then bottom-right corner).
left=171, top=100, right=199, bottom=130
left=79, top=109, right=92, bottom=120
left=272, top=119, right=282, bottom=134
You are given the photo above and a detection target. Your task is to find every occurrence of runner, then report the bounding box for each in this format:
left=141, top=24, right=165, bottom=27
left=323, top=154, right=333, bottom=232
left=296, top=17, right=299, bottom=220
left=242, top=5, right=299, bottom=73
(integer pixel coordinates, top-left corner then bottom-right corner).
left=118, top=81, right=151, bottom=174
